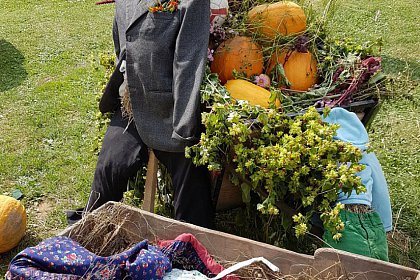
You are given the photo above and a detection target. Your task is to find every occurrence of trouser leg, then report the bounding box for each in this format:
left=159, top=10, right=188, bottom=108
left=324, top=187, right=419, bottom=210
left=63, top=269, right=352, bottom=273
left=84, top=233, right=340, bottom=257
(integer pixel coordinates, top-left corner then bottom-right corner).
left=154, top=150, right=214, bottom=228
left=86, top=110, right=148, bottom=212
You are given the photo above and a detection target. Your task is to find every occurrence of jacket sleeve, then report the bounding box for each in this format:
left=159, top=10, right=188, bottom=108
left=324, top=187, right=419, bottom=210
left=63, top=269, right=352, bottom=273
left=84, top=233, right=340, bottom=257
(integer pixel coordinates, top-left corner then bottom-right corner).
left=171, top=0, right=210, bottom=144
left=113, top=16, right=121, bottom=61
left=368, top=152, right=393, bottom=232
left=99, top=16, right=124, bottom=114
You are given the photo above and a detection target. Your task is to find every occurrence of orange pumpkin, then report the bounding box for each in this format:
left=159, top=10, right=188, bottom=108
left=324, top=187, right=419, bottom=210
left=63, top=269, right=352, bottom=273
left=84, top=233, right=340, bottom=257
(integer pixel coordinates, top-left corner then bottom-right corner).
left=211, top=36, right=264, bottom=84
left=248, top=1, right=307, bottom=38
left=267, top=49, right=317, bottom=91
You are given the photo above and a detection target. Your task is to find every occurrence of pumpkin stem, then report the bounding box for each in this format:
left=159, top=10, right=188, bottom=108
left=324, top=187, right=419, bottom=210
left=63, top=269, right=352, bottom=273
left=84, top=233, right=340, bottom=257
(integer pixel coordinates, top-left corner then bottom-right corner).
left=294, top=35, right=310, bottom=53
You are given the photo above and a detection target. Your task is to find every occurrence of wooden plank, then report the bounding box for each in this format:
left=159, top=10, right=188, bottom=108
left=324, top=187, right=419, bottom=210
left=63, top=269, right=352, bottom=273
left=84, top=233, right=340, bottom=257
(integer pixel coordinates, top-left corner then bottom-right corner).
left=142, top=150, right=158, bottom=213
left=60, top=202, right=314, bottom=274
left=313, top=248, right=420, bottom=280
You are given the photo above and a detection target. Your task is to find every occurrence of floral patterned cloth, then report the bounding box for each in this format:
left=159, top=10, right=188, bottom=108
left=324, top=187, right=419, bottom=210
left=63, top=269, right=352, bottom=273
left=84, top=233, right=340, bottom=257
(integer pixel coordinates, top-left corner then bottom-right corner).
left=6, top=234, right=237, bottom=280
left=6, top=236, right=170, bottom=280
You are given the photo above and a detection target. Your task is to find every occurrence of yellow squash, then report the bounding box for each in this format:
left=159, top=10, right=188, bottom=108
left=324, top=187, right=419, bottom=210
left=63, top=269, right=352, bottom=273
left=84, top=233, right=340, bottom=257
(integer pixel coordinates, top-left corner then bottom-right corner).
left=0, top=195, right=27, bottom=253
left=225, top=79, right=280, bottom=108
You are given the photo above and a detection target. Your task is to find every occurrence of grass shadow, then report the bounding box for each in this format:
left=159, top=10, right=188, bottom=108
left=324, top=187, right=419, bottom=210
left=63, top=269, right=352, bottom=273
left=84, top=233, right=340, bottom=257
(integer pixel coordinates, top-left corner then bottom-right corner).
left=0, top=39, right=28, bottom=92
left=0, top=232, right=43, bottom=276
left=382, top=54, right=420, bottom=81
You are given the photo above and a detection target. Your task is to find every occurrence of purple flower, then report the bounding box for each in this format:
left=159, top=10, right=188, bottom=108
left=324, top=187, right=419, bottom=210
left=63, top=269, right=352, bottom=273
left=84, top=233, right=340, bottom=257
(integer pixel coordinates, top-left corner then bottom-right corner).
left=207, top=48, right=214, bottom=62
left=254, top=74, right=271, bottom=88
left=210, top=25, right=226, bottom=41
left=214, top=26, right=226, bottom=40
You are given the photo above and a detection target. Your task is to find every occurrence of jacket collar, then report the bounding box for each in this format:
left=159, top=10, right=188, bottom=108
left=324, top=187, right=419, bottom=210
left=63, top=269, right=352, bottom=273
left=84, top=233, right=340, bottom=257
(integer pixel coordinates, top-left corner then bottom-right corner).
left=126, top=0, right=156, bottom=32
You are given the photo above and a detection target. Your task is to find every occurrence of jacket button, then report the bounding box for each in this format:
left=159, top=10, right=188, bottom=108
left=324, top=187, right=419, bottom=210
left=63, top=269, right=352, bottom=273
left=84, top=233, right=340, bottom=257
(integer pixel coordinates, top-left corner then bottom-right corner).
left=126, top=35, right=132, bottom=42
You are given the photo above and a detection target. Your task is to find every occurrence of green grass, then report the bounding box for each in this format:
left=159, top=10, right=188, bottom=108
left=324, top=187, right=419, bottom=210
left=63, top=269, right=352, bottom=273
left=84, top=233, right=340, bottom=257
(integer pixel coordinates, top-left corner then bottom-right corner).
left=0, top=0, right=115, bottom=273
left=0, top=0, right=419, bottom=275
left=325, top=0, right=420, bottom=267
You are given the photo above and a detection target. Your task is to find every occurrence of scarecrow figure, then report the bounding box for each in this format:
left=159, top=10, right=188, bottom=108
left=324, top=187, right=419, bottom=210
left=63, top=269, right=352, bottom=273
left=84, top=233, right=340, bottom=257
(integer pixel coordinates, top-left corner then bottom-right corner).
left=69, top=0, right=214, bottom=228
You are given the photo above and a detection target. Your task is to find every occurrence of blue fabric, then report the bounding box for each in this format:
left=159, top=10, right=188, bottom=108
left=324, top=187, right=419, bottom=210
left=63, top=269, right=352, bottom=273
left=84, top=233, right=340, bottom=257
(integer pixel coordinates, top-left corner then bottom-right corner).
left=366, top=152, right=393, bottom=232
left=322, top=107, right=392, bottom=232
left=6, top=235, right=220, bottom=280
left=337, top=155, right=373, bottom=206
left=160, top=240, right=212, bottom=275
left=6, top=236, right=171, bottom=280
left=322, top=108, right=369, bottom=150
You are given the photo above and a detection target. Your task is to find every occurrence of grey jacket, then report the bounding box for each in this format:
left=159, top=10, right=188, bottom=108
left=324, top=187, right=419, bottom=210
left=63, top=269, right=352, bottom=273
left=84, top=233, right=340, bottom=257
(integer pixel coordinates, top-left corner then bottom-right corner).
left=100, top=0, right=210, bottom=152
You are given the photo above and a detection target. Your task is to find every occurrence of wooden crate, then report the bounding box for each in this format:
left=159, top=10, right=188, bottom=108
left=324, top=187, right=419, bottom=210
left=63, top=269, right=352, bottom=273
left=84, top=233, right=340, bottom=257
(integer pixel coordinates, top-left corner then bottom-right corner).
left=60, top=202, right=420, bottom=280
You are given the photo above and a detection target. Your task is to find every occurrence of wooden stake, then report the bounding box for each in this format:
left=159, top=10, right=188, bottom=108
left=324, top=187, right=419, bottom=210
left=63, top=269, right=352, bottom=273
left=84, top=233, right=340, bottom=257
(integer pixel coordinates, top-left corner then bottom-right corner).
left=142, top=150, right=158, bottom=213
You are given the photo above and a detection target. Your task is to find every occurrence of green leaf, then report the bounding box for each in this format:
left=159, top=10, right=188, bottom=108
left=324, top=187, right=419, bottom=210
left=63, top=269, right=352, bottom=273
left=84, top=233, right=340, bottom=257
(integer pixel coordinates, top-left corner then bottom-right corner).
left=269, top=91, right=277, bottom=103
left=322, top=106, right=331, bottom=118
left=268, top=231, right=277, bottom=240
left=368, top=71, right=386, bottom=85
left=281, top=215, right=292, bottom=230
left=241, top=182, right=251, bottom=203
left=275, top=64, right=291, bottom=88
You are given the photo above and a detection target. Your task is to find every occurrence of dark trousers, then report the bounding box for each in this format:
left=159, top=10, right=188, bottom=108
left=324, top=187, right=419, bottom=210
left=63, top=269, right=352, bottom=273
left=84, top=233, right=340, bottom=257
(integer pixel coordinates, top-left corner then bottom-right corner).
left=86, top=110, right=214, bottom=228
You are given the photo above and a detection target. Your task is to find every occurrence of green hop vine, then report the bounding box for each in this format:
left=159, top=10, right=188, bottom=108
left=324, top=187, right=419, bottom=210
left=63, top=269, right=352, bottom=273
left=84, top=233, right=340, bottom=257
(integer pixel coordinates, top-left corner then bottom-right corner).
left=186, top=97, right=366, bottom=239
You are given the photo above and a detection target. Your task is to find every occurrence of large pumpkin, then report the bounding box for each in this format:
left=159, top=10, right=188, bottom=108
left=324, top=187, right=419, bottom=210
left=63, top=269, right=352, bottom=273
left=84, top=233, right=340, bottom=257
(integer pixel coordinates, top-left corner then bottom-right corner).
left=248, top=1, right=306, bottom=38
left=0, top=195, right=27, bottom=253
left=225, top=79, right=280, bottom=108
left=267, top=49, right=317, bottom=91
left=211, top=36, right=264, bottom=84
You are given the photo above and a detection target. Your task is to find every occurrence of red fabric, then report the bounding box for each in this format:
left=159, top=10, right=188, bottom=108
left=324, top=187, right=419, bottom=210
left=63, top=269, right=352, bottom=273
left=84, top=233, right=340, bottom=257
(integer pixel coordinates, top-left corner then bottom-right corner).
left=95, top=0, right=115, bottom=5
left=158, top=233, right=240, bottom=280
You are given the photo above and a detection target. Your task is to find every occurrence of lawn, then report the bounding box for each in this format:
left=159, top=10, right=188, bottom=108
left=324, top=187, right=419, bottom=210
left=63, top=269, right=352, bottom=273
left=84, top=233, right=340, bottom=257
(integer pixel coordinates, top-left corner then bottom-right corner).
left=0, top=0, right=419, bottom=275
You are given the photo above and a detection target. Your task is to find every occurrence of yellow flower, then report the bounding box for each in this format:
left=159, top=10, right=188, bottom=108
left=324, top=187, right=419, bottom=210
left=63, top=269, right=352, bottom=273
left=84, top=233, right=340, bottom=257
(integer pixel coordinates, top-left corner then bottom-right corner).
left=333, top=233, right=342, bottom=241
